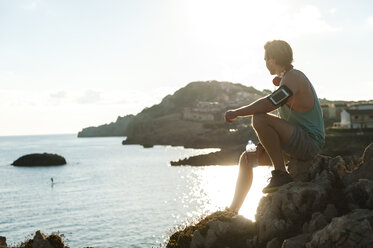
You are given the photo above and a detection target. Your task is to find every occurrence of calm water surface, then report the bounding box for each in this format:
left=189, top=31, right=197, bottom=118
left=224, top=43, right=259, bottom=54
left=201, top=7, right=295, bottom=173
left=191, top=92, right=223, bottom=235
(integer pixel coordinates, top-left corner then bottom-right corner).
left=0, top=134, right=271, bottom=247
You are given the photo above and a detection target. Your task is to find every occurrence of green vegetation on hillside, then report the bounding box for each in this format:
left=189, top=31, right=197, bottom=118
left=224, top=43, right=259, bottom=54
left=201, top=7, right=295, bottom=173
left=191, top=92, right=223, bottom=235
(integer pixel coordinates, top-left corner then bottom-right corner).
left=77, top=81, right=267, bottom=148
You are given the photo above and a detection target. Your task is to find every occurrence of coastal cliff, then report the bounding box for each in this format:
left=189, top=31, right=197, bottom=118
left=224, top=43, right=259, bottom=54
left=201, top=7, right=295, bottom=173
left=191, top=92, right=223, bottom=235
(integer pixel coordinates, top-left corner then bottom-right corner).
left=167, top=143, right=373, bottom=248
left=78, top=81, right=267, bottom=148
left=121, top=81, right=265, bottom=148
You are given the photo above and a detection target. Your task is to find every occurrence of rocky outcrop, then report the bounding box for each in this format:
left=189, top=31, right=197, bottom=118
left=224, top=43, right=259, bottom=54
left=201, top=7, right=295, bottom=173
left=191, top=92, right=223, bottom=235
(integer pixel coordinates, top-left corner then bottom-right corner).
left=12, top=153, right=66, bottom=166
left=172, top=135, right=373, bottom=167
left=170, top=146, right=242, bottom=166
left=343, top=142, right=373, bottom=184
left=31, top=231, right=55, bottom=248
left=307, top=209, right=373, bottom=248
left=2, top=231, right=94, bottom=248
left=167, top=142, right=373, bottom=248
left=0, top=236, right=7, bottom=248
left=1, top=231, right=66, bottom=248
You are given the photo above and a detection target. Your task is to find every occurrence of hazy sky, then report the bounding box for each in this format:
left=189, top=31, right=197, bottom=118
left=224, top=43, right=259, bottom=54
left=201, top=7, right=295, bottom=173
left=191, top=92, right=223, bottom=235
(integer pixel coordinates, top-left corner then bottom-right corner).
left=1, top=0, right=372, bottom=135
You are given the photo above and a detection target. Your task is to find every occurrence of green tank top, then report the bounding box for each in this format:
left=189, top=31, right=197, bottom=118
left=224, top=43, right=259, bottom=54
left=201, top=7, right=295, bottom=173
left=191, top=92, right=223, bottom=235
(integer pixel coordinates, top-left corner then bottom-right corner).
left=278, top=69, right=325, bottom=148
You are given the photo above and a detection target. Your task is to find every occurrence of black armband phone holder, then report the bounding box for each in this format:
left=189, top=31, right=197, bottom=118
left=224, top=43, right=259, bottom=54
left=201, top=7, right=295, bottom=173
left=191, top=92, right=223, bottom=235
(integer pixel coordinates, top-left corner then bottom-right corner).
left=267, top=85, right=293, bottom=106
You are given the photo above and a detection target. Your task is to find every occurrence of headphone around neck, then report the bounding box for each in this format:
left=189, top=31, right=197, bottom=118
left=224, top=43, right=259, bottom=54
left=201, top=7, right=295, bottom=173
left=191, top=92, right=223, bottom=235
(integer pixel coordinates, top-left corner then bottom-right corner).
left=272, top=64, right=294, bottom=86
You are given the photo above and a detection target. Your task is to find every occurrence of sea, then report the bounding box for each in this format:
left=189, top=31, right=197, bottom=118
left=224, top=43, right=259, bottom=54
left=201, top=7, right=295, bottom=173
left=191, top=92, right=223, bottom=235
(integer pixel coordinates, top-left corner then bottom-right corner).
left=0, top=134, right=272, bottom=248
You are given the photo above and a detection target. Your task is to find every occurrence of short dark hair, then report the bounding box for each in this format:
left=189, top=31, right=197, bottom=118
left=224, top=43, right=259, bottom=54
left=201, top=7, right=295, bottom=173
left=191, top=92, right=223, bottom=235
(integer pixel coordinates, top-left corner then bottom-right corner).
left=264, top=40, right=293, bottom=67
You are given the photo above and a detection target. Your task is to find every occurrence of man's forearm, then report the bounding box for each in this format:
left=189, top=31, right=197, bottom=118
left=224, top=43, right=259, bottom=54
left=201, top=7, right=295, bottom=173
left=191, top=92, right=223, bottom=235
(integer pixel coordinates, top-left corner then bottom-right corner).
left=234, top=97, right=276, bottom=117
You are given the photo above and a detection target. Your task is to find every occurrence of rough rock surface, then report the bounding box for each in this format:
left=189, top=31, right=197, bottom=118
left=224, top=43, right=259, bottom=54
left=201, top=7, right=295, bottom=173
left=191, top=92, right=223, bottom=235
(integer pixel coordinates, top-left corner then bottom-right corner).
left=2, top=230, right=79, bottom=248
left=167, top=142, right=373, bottom=248
left=282, top=233, right=311, bottom=248
left=306, top=209, right=373, bottom=248
left=12, top=153, right=66, bottom=166
left=32, top=231, right=54, bottom=248
left=344, top=179, right=373, bottom=210
left=343, top=142, right=373, bottom=185
left=0, top=236, right=7, bottom=248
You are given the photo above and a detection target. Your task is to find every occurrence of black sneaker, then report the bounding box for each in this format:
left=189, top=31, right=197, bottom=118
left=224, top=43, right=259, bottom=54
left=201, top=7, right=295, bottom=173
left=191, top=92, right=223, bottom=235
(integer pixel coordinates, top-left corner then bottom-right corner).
left=262, top=170, right=293, bottom=194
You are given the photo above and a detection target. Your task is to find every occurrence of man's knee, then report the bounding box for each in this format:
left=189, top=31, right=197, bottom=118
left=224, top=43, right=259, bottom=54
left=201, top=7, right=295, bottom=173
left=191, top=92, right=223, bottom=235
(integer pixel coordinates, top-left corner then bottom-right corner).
left=252, top=113, right=268, bottom=131
left=239, top=151, right=256, bottom=168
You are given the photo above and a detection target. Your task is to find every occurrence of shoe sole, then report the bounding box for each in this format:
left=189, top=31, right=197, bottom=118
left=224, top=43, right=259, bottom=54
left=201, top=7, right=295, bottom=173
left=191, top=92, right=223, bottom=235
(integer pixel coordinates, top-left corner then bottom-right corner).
left=262, top=182, right=294, bottom=194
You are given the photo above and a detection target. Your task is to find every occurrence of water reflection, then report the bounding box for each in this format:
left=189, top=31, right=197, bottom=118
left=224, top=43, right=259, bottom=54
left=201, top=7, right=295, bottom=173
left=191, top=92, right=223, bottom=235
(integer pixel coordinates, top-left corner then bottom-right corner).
left=184, top=165, right=272, bottom=221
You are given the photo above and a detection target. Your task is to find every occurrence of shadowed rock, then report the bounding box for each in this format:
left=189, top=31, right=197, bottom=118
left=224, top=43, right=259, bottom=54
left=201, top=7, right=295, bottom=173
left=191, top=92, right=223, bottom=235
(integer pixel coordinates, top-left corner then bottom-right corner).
left=5, top=230, right=69, bottom=248
left=12, top=153, right=66, bottom=166
left=170, top=146, right=241, bottom=166
left=282, top=233, right=311, bottom=248
left=0, top=236, right=7, bottom=248
left=344, top=179, right=373, bottom=210
left=343, top=142, right=373, bottom=185
left=306, top=209, right=373, bottom=248
left=167, top=210, right=255, bottom=248
left=32, top=231, right=54, bottom=248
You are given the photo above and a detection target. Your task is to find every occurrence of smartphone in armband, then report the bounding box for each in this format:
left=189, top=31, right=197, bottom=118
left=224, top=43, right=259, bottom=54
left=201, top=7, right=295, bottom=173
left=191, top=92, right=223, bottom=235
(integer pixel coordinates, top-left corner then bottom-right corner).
left=267, top=85, right=293, bottom=106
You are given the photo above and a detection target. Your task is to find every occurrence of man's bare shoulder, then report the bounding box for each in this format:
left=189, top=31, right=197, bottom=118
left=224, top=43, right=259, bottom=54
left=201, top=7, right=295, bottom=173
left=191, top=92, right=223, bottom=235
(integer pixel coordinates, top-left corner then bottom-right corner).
left=284, top=69, right=314, bottom=110
left=282, top=69, right=309, bottom=89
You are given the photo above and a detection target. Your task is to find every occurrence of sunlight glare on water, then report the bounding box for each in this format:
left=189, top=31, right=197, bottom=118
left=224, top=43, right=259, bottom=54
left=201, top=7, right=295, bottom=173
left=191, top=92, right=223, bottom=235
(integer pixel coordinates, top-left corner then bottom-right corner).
left=183, top=164, right=273, bottom=221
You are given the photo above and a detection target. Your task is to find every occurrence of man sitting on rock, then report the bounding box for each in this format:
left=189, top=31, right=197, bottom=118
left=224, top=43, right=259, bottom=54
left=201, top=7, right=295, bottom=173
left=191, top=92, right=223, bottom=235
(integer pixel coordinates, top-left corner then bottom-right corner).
left=224, top=40, right=325, bottom=213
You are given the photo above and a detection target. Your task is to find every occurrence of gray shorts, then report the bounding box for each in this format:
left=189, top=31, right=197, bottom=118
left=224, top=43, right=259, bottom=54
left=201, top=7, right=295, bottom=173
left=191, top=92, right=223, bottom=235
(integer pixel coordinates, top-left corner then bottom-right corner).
left=282, top=125, right=319, bottom=161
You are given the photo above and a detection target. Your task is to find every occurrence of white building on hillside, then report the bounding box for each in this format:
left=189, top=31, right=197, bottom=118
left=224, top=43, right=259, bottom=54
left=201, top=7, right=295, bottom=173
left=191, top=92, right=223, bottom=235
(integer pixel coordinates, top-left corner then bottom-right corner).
left=183, top=101, right=223, bottom=121
left=335, top=104, right=373, bottom=129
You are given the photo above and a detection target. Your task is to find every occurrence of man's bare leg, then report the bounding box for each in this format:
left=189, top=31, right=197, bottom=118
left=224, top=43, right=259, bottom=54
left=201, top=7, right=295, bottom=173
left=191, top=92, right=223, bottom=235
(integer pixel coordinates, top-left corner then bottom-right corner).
left=229, top=148, right=271, bottom=212
left=229, top=152, right=254, bottom=212
left=229, top=113, right=295, bottom=212
left=252, top=113, right=294, bottom=171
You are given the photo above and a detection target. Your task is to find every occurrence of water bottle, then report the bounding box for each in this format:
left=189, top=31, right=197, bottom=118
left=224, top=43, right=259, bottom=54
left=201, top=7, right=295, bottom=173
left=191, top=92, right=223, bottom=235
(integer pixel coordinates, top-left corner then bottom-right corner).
left=246, top=140, right=256, bottom=153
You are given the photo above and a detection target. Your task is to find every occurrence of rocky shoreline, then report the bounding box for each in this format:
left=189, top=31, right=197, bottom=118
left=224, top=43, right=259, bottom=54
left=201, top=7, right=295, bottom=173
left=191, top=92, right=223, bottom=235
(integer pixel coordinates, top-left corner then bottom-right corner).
left=170, top=134, right=373, bottom=166
left=0, top=231, right=94, bottom=248
left=1, top=231, right=69, bottom=248
left=167, top=142, right=373, bottom=248
left=170, top=145, right=243, bottom=166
